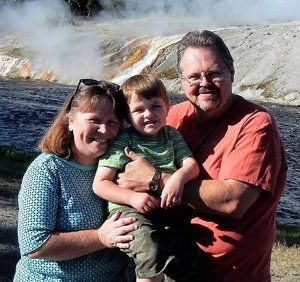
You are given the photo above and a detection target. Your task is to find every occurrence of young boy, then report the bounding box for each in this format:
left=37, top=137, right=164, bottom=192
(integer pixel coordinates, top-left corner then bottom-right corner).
left=93, top=74, right=200, bottom=282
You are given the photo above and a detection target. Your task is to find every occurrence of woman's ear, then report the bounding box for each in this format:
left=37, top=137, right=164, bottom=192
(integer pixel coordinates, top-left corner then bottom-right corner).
left=68, top=114, right=74, bottom=131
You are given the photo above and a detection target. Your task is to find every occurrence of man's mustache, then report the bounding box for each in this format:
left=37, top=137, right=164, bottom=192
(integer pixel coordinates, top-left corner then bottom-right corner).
left=197, top=86, right=219, bottom=95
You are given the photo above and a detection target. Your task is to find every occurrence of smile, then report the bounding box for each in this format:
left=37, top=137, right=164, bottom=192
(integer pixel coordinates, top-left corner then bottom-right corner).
left=143, top=120, right=157, bottom=125
left=92, top=138, right=108, bottom=143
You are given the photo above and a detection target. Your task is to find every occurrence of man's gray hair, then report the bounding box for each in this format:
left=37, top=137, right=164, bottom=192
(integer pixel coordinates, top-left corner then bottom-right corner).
left=177, top=30, right=234, bottom=74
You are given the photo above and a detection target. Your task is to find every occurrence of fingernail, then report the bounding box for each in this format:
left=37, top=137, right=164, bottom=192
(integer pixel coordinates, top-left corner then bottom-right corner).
left=134, top=225, right=139, bottom=229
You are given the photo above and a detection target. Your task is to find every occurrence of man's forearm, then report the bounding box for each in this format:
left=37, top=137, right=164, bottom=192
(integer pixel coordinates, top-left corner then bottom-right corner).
left=156, top=174, right=249, bottom=217
left=183, top=179, right=261, bottom=218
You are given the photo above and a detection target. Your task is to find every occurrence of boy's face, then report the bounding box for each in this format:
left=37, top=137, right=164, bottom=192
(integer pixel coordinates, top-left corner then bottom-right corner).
left=128, top=94, right=169, bottom=136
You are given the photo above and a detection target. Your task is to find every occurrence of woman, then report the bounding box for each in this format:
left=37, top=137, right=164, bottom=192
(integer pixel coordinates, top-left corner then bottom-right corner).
left=14, top=79, right=137, bottom=281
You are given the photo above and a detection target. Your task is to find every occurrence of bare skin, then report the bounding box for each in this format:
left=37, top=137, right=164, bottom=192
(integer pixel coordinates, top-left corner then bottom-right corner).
left=28, top=210, right=138, bottom=260
left=117, top=148, right=261, bottom=219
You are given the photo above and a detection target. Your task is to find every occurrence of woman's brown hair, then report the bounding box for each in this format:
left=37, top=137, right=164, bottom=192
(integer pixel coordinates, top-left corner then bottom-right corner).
left=38, top=81, right=128, bottom=158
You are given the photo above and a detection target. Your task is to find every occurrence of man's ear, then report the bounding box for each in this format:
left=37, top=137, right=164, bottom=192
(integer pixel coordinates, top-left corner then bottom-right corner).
left=230, top=68, right=235, bottom=83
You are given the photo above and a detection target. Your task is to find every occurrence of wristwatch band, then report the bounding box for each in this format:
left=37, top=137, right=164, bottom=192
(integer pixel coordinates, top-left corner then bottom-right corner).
left=148, top=170, right=162, bottom=191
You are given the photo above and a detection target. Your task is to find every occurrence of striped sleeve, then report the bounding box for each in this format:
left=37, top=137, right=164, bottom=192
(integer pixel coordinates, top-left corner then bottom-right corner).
left=167, top=126, right=193, bottom=166
left=98, top=132, right=131, bottom=169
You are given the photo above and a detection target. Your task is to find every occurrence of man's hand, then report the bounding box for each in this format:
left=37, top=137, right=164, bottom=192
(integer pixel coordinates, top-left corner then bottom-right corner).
left=117, top=147, right=156, bottom=192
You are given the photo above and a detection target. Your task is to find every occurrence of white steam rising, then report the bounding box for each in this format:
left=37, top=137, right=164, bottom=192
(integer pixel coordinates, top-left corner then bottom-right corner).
left=0, top=0, right=299, bottom=83
left=0, top=0, right=102, bottom=83
left=99, top=0, right=300, bottom=36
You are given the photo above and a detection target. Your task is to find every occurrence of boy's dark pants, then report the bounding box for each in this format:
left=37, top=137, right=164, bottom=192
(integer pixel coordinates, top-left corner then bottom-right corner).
left=110, top=206, right=205, bottom=281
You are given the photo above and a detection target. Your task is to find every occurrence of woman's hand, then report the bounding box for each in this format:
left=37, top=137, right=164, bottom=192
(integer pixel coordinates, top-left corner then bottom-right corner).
left=117, top=147, right=156, bottom=192
left=97, top=210, right=138, bottom=249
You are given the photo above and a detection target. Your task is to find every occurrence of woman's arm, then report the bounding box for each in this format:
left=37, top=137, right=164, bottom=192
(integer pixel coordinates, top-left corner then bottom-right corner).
left=28, top=211, right=137, bottom=260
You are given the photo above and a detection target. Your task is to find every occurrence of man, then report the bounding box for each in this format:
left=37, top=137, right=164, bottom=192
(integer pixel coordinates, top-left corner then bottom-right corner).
left=118, top=30, right=287, bottom=281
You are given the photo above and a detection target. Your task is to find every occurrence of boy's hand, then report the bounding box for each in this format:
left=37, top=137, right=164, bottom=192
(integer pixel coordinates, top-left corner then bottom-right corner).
left=160, top=179, right=183, bottom=209
left=129, top=192, right=160, bottom=214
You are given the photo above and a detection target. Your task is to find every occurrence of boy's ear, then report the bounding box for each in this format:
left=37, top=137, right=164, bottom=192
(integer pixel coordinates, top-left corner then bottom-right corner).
left=166, top=102, right=171, bottom=113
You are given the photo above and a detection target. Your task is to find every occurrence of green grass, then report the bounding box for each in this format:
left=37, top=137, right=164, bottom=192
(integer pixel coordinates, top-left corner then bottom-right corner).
left=276, top=224, right=300, bottom=246
left=0, top=146, right=36, bottom=178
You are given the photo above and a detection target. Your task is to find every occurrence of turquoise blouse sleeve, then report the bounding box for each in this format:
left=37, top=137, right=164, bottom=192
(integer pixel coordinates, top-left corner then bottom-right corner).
left=18, top=161, right=60, bottom=255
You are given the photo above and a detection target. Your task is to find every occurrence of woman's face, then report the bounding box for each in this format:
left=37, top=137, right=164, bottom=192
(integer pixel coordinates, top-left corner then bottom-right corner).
left=69, top=98, right=121, bottom=165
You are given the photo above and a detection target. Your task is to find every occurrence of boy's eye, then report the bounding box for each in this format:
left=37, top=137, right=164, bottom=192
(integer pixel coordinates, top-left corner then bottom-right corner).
left=131, top=108, right=143, bottom=113
left=89, top=119, right=100, bottom=124
left=152, top=104, right=161, bottom=109
left=107, top=120, right=119, bottom=127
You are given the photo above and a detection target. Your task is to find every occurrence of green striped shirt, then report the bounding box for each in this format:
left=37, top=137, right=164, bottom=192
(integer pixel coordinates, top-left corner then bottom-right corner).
left=98, top=125, right=192, bottom=211
left=99, top=125, right=192, bottom=173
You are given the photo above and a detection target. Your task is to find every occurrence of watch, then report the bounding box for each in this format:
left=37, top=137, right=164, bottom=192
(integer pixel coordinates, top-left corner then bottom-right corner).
left=148, top=170, right=162, bottom=191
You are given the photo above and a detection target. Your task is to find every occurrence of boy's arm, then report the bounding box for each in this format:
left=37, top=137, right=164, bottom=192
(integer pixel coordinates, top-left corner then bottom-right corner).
left=161, top=157, right=199, bottom=208
left=93, top=166, right=160, bottom=213
left=176, top=156, right=200, bottom=183
left=93, top=167, right=136, bottom=205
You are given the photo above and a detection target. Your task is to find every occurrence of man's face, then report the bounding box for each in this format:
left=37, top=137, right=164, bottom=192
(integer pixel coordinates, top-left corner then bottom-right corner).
left=180, top=46, right=234, bottom=121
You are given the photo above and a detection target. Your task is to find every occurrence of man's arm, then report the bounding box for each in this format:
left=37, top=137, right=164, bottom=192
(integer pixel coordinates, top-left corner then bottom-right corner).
left=117, top=148, right=261, bottom=219
left=183, top=179, right=261, bottom=219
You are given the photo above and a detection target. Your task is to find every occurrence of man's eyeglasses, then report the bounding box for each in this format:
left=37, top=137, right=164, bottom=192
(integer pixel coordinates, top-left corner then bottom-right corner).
left=67, top=79, right=120, bottom=111
left=182, top=71, right=224, bottom=86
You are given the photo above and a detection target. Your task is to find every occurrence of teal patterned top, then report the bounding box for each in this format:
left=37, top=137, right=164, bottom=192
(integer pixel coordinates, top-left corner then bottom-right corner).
left=14, top=153, right=127, bottom=281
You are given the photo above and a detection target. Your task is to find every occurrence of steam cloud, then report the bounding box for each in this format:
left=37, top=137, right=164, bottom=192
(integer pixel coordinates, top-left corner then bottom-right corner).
left=0, top=0, right=299, bottom=83
left=0, top=0, right=102, bottom=83
left=99, top=0, right=300, bottom=36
